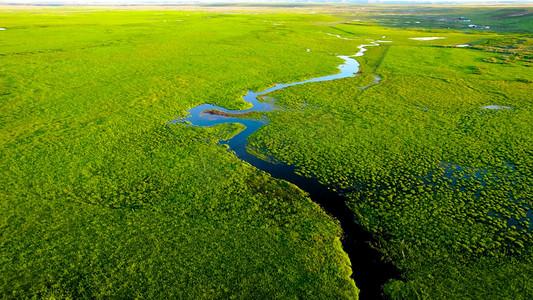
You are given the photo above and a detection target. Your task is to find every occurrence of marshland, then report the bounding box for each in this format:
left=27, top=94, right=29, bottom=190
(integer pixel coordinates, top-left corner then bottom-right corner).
left=1, top=4, right=532, bottom=299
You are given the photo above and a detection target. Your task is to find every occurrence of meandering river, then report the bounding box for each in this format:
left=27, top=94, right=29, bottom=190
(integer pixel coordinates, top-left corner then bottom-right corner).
left=169, top=41, right=400, bottom=299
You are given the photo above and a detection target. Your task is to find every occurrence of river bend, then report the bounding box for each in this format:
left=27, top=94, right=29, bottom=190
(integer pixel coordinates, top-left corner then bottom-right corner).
left=169, top=40, right=399, bottom=299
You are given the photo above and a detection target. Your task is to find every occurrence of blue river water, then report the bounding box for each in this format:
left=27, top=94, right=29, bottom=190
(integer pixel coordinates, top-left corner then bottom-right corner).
left=169, top=40, right=400, bottom=299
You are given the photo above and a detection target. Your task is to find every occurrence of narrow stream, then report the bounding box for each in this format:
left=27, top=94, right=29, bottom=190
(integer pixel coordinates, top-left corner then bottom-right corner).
left=169, top=41, right=400, bottom=299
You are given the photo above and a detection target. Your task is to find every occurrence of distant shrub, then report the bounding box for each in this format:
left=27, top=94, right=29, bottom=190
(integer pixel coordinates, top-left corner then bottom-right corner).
left=516, top=77, right=533, bottom=83
left=482, top=57, right=499, bottom=63
left=472, top=65, right=488, bottom=75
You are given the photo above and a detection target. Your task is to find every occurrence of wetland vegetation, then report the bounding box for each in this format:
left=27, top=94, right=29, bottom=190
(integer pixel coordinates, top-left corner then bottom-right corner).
left=1, top=4, right=532, bottom=299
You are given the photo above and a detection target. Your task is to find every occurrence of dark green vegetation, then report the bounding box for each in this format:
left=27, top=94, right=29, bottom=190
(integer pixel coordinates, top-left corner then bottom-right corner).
left=369, top=5, right=533, bottom=33
left=472, top=36, right=533, bottom=67
left=1, top=5, right=532, bottom=300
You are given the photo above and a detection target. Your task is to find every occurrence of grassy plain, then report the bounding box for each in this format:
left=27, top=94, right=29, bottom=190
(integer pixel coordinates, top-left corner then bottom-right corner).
left=0, top=9, right=361, bottom=299
left=1, top=5, right=532, bottom=299
left=367, top=5, right=533, bottom=33
left=249, top=7, right=533, bottom=299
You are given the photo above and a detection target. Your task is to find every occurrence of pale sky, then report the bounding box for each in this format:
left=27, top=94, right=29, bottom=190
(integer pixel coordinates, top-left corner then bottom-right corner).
left=2, top=0, right=532, bottom=4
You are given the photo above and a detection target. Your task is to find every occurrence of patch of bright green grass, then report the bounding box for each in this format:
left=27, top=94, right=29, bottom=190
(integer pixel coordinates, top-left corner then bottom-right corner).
left=250, top=24, right=533, bottom=299
left=0, top=9, right=360, bottom=299
left=2, top=6, right=532, bottom=299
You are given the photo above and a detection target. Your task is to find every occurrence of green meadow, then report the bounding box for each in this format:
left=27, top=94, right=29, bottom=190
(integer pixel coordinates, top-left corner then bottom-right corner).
left=1, top=5, right=532, bottom=299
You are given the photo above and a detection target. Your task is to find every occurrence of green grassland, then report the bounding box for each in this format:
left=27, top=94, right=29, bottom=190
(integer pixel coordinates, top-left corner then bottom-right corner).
left=1, top=5, right=532, bottom=299
left=0, top=9, right=359, bottom=299
left=249, top=13, right=533, bottom=300
left=365, top=5, right=533, bottom=33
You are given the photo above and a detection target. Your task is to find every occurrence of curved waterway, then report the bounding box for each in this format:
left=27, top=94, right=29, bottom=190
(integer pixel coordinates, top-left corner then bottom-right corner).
left=169, top=41, right=400, bottom=299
